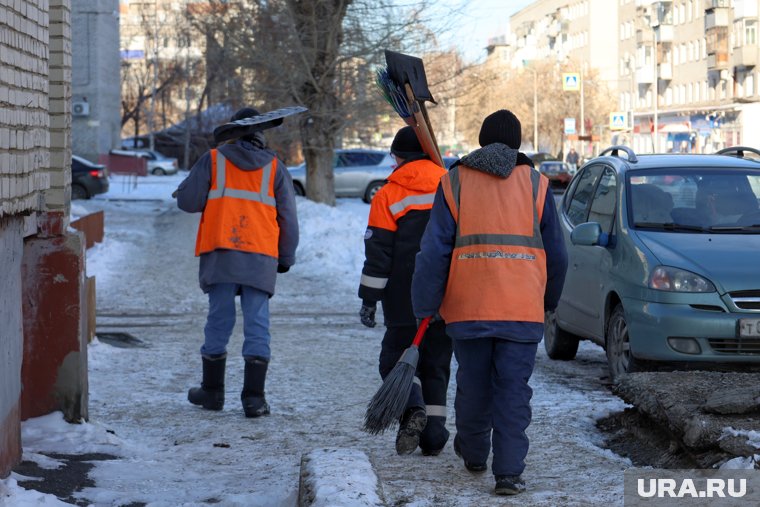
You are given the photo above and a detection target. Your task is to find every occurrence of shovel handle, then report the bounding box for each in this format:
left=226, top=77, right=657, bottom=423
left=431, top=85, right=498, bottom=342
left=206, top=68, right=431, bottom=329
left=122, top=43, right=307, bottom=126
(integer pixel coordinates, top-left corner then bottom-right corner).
left=412, top=316, right=432, bottom=348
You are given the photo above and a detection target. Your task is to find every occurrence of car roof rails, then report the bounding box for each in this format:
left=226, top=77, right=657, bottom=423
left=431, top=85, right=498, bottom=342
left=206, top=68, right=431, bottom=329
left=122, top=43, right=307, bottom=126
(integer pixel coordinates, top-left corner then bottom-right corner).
left=598, top=145, right=638, bottom=163
left=715, top=146, right=760, bottom=159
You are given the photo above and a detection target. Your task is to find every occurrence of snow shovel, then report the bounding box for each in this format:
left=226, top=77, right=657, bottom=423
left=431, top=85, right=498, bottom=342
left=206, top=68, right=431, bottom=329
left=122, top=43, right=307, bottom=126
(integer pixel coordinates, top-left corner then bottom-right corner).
left=376, top=50, right=445, bottom=168
left=363, top=316, right=432, bottom=434
left=212, top=105, right=308, bottom=143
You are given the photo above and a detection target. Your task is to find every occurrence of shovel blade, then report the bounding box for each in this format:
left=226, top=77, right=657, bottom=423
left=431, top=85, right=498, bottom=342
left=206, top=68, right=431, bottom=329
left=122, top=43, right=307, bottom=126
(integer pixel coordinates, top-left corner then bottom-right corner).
left=384, top=50, right=436, bottom=104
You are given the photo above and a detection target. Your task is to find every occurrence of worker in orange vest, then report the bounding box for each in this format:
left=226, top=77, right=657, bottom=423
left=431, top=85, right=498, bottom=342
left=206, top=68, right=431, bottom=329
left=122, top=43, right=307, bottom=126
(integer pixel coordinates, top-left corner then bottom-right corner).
left=359, top=126, right=453, bottom=456
left=411, top=110, right=568, bottom=495
left=176, top=107, right=299, bottom=418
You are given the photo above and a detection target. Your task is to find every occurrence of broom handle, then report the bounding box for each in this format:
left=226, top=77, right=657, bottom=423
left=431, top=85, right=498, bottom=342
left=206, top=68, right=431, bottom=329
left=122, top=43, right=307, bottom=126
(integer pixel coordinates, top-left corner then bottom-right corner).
left=412, top=316, right=432, bottom=348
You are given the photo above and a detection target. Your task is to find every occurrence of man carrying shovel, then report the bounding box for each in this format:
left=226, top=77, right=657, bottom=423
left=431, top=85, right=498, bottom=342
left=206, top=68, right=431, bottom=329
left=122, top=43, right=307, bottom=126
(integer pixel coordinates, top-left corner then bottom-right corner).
left=359, top=125, right=453, bottom=456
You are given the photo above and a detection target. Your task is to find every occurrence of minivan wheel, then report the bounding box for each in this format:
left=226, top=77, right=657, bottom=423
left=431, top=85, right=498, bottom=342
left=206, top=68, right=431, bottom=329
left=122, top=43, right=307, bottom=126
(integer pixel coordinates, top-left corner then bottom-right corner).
left=544, top=310, right=580, bottom=360
left=71, top=184, right=88, bottom=200
left=363, top=181, right=385, bottom=203
left=606, top=304, right=638, bottom=380
left=293, top=182, right=305, bottom=196
left=152, top=168, right=166, bottom=175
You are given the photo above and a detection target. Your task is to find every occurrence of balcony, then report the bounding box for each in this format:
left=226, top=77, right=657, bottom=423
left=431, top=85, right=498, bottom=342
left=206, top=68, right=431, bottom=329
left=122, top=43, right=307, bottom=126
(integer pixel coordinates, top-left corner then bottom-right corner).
left=658, top=62, right=673, bottom=80
left=705, top=7, right=729, bottom=29
left=637, top=65, right=655, bottom=83
left=654, top=24, right=674, bottom=43
left=707, top=51, right=730, bottom=70
left=637, top=29, right=654, bottom=45
left=734, top=46, right=759, bottom=68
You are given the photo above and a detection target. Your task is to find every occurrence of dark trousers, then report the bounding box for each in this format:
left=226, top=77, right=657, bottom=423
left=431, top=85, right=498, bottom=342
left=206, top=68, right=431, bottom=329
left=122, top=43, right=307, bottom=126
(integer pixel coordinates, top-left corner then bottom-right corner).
left=453, top=337, right=538, bottom=477
left=379, top=321, right=453, bottom=451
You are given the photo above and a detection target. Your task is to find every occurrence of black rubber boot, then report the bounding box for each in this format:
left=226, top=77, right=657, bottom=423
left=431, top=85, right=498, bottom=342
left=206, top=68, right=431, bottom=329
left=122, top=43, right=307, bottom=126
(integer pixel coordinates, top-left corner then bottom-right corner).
left=188, top=354, right=225, bottom=411
left=241, top=356, right=270, bottom=418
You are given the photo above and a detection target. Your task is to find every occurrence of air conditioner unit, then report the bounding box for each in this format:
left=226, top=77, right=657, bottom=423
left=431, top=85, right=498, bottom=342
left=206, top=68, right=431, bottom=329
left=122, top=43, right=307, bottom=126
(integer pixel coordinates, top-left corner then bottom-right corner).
left=72, top=101, right=90, bottom=117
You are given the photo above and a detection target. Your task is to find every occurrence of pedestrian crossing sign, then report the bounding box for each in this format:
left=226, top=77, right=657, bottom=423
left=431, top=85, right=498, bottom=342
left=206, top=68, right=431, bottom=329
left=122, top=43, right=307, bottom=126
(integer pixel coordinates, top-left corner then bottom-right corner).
left=562, top=73, right=580, bottom=91
left=609, top=112, right=627, bottom=130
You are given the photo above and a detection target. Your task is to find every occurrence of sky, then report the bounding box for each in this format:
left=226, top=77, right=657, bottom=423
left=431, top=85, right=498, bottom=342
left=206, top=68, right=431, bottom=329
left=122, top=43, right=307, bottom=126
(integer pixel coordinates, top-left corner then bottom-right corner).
left=436, top=0, right=534, bottom=62
left=3, top=172, right=757, bottom=505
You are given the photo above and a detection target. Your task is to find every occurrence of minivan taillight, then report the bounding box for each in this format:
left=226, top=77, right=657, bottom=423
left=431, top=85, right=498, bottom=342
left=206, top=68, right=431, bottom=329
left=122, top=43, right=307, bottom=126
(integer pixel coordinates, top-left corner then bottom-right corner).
left=89, top=169, right=104, bottom=178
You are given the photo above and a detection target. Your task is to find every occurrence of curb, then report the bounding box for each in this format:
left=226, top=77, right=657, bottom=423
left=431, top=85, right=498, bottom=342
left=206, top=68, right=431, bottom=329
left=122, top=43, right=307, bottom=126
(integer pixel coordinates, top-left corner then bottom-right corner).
left=298, top=448, right=386, bottom=506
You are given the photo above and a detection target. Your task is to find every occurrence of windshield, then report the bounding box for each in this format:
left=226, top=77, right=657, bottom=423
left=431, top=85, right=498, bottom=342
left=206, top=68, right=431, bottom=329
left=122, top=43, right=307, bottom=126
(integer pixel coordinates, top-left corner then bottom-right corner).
left=628, top=168, right=760, bottom=233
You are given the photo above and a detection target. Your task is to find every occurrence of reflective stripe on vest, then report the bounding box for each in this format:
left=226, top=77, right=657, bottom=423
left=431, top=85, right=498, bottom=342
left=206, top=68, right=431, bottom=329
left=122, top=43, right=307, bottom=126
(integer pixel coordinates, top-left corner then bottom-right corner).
left=388, top=192, right=436, bottom=216
left=208, top=151, right=277, bottom=206
left=194, top=150, right=279, bottom=257
left=438, top=164, right=548, bottom=324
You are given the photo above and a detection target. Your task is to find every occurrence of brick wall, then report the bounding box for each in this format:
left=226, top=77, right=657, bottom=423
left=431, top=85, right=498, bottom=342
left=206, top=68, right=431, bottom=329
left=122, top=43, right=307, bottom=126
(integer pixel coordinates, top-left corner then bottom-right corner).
left=0, top=0, right=52, bottom=217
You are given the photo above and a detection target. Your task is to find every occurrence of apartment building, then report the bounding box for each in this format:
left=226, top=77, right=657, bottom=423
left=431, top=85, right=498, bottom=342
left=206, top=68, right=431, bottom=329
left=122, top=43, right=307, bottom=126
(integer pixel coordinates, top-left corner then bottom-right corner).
left=119, top=0, right=204, bottom=142
left=503, top=0, right=760, bottom=154
left=622, top=0, right=760, bottom=153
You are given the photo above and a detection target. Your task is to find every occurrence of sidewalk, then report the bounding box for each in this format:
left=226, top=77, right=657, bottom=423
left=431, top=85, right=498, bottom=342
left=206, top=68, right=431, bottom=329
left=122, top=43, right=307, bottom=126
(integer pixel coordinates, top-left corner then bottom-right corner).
left=5, top=174, right=630, bottom=505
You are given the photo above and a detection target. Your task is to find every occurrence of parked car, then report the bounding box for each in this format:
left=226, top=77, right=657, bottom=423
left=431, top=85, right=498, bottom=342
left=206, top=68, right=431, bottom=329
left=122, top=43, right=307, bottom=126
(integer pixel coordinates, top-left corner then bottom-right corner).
left=127, top=149, right=179, bottom=176
left=288, top=150, right=459, bottom=203
left=72, top=155, right=109, bottom=200
left=538, top=160, right=573, bottom=190
left=545, top=145, right=760, bottom=380
left=526, top=151, right=559, bottom=165
left=117, top=149, right=179, bottom=175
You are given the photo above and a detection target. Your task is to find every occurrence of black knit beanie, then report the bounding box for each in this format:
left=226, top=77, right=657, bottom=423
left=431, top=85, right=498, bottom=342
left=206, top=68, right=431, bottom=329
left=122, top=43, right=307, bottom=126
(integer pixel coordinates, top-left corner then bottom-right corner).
left=478, top=109, right=522, bottom=149
left=390, top=126, right=425, bottom=159
left=231, top=107, right=261, bottom=122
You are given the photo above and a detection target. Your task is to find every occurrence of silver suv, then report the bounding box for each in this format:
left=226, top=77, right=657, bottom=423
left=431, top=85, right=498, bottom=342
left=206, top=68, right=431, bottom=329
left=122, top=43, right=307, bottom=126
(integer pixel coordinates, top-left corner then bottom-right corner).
left=288, top=149, right=457, bottom=203
left=288, top=149, right=395, bottom=203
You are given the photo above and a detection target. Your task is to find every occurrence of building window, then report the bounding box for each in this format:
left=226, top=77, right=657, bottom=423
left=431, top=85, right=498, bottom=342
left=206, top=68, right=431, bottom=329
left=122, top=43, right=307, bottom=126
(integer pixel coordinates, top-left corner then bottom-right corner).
left=747, top=20, right=757, bottom=46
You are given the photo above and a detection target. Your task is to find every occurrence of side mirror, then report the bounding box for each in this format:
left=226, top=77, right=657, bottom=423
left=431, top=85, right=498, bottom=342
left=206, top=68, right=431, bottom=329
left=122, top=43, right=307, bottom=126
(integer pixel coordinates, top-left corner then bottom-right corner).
left=571, top=222, right=605, bottom=246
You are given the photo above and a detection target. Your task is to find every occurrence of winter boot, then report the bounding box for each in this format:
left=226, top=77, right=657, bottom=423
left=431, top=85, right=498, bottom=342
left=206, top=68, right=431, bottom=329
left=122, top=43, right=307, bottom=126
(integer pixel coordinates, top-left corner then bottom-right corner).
left=453, top=434, right=487, bottom=473
left=188, top=354, right=226, bottom=411
left=494, top=475, right=526, bottom=495
left=395, top=407, right=427, bottom=455
left=241, top=356, right=270, bottom=418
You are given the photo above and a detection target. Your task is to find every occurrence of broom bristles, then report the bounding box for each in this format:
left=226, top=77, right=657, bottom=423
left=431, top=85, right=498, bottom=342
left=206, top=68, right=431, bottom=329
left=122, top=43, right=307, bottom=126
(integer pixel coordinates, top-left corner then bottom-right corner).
left=363, top=361, right=416, bottom=435
left=375, top=67, right=412, bottom=119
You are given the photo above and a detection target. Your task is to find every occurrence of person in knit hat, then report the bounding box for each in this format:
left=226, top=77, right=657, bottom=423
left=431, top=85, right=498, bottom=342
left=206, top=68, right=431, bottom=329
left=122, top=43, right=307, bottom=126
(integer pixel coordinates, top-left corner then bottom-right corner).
left=411, top=109, right=568, bottom=495
left=176, top=106, right=299, bottom=419
left=359, top=125, right=453, bottom=457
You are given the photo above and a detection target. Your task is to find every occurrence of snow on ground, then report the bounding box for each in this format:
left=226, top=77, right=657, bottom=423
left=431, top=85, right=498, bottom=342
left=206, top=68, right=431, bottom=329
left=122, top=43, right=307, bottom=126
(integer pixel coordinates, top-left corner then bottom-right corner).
left=2, top=171, right=632, bottom=506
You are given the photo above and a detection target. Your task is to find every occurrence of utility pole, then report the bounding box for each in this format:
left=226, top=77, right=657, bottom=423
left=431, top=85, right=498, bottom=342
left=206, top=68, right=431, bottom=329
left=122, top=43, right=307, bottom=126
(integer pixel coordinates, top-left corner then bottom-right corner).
left=533, top=70, right=538, bottom=152
left=148, top=2, right=159, bottom=151
left=580, top=57, right=585, bottom=157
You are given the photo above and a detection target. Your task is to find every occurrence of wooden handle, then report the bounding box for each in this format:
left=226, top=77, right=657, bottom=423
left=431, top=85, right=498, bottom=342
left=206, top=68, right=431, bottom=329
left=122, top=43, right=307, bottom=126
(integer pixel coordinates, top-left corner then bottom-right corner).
left=404, top=84, right=445, bottom=168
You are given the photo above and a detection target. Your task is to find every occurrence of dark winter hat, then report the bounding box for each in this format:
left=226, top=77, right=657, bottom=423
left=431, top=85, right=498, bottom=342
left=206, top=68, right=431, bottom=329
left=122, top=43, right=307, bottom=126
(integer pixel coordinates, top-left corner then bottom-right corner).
left=231, top=107, right=261, bottom=122
left=478, top=109, right=522, bottom=149
left=390, top=126, right=424, bottom=159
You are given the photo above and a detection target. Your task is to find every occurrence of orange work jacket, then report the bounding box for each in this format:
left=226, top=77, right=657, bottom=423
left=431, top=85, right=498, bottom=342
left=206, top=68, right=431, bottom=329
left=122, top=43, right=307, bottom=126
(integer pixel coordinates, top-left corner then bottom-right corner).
left=195, top=149, right=279, bottom=258
left=438, top=164, right=549, bottom=324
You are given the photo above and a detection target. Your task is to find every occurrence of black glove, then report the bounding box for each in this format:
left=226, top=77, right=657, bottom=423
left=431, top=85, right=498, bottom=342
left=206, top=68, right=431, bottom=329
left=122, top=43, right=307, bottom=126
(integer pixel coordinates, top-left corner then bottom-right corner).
left=359, top=302, right=377, bottom=328
left=277, top=264, right=290, bottom=273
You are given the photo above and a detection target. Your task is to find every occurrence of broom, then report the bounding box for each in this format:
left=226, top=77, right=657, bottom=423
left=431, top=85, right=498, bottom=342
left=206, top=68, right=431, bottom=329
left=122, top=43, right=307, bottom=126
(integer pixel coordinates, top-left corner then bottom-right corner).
left=375, top=67, right=445, bottom=168
left=363, top=316, right=431, bottom=434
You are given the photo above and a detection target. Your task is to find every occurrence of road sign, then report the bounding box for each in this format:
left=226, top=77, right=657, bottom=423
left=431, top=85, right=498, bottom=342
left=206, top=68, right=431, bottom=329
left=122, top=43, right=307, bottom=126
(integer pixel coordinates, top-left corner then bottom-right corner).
left=610, top=112, right=627, bottom=130
left=564, top=117, right=576, bottom=135
left=562, top=73, right=580, bottom=91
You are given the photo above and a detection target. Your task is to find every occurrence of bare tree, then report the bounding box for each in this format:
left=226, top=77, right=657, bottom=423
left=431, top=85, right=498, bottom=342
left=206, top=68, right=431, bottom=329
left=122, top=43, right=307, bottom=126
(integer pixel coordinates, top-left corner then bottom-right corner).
left=185, top=0, right=465, bottom=205
left=455, top=60, right=616, bottom=156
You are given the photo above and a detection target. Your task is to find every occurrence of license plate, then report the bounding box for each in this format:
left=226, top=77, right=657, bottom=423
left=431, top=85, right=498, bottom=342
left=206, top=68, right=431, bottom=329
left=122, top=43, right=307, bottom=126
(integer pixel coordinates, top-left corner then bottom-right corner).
left=739, top=318, right=760, bottom=337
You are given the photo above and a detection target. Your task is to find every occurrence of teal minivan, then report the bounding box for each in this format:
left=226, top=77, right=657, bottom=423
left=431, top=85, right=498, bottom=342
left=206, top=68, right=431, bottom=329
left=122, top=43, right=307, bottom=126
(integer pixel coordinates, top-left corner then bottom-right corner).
left=545, top=146, right=760, bottom=379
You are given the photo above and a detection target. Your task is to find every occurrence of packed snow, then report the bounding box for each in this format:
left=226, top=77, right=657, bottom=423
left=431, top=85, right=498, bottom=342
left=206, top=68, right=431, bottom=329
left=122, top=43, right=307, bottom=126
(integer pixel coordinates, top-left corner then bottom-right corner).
left=2, top=171, right=634, bottom=506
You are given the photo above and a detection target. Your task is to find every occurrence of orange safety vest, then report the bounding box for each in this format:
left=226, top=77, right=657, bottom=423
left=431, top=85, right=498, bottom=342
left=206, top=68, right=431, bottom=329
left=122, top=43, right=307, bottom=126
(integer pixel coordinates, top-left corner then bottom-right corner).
left=195, top=149, right=279, bottom=258
left=438, top=164, right=549, bottom=324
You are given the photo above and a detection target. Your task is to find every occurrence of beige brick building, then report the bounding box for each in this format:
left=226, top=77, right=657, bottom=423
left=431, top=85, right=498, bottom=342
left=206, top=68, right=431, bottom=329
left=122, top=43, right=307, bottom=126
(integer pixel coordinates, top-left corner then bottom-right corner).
left=1, top=0, right=89, bottom=479
left=501, top=0, right=760, bottom=154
